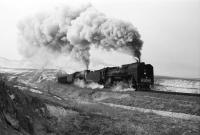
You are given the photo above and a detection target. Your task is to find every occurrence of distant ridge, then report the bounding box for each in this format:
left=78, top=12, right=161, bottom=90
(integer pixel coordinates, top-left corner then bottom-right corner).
left=0, top=57, right=32, bottom=69
left=155, top=75, right=200, bottom=81
left=0, top=57, right=20, bottom=68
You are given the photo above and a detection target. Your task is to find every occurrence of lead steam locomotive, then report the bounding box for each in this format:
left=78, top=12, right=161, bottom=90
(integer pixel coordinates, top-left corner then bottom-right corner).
left=57, top=61, right=154, bottom=91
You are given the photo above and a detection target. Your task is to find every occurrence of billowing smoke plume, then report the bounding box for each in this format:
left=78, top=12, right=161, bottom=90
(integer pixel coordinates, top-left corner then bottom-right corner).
left=18, top=4, right=142, bottom=71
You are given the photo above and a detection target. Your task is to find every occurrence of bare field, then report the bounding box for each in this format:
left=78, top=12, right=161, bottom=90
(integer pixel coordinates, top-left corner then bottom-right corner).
left=1, top=70, right=200, bottom=134
left=24, top=79, right=200, bottom=116
left=17, top=87, right=200, bottom=135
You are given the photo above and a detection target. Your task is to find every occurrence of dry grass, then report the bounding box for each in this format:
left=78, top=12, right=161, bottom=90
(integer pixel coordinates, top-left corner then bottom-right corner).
left=1, top=72, right=200, bottom=135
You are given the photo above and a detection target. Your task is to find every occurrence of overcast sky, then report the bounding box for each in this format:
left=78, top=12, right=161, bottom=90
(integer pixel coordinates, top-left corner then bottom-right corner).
left=0, top=0, right=199, bottom=78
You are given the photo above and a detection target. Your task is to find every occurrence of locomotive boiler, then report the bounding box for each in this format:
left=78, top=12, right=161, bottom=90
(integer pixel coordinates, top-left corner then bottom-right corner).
left=57, top=62, right=154, bottom=91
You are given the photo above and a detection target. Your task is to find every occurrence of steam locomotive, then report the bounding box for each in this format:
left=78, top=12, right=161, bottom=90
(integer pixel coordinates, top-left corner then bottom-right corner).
left=57, top=62, right=154, bottom=91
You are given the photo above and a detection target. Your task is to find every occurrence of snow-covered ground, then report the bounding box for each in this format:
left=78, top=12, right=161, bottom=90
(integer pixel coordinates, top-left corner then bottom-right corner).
left=154, top=77, right=200, bottom=94
left=0, top=67, right=57, bottom=81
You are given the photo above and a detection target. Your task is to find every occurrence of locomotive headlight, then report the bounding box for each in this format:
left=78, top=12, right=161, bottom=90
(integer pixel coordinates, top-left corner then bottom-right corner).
left=144, top=69, right=147, bottom=78
left=144, top=69, right=147, bottom=75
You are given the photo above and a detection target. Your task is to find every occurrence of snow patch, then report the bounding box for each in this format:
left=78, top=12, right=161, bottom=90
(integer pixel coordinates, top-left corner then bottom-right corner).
left=53, top=96, right=62, bottom=100
left=9, top=94, right=15, bottom=100
left=29, top=89, right=43, bottom=94
left=13, top=85, right=27, bottom=90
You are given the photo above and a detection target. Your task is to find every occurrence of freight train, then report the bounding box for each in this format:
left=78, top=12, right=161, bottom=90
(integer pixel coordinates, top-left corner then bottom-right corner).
left=57, top=62, right=154, bottom=91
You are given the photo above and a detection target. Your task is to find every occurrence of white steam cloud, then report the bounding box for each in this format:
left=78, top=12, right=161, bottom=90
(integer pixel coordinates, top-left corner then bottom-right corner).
left=18, top=4, right=143, bottom=72
left=74, top=79, right=104, bottom=89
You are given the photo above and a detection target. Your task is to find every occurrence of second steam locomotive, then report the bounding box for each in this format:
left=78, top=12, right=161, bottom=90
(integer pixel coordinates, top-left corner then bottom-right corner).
left=58, top=62, right=154, bottom=91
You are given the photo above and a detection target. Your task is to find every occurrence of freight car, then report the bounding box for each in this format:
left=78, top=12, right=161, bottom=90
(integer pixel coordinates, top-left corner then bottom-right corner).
left=58, top=62, right=154, bottom=90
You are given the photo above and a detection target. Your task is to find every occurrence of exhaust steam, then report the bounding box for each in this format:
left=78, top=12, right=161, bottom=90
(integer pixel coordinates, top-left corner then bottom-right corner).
left=112, top=81, right=135, bottom=92
left=18, top=4, right=143, bottom=72
left=74, top=79, right=104, bottom=89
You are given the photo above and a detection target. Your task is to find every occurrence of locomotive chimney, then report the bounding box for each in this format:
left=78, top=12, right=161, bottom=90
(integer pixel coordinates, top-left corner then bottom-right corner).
left=135, top=57, right=140, bottom=63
